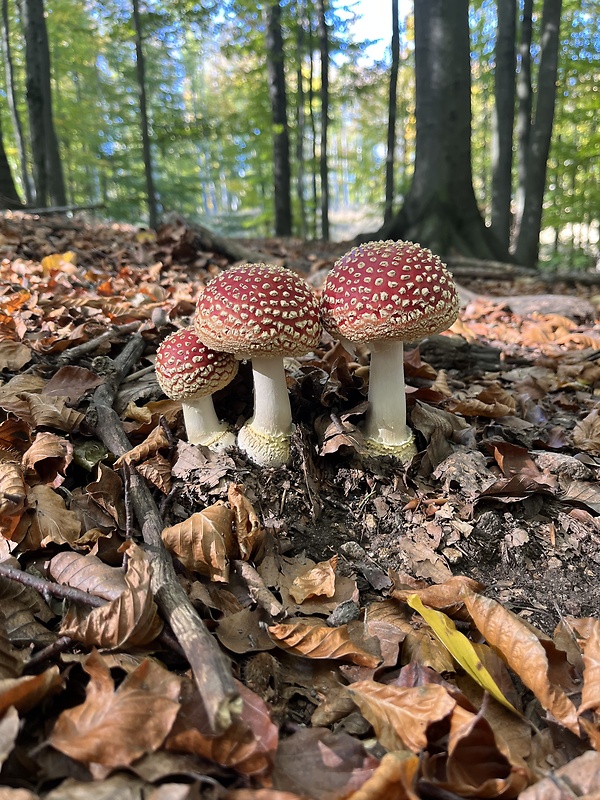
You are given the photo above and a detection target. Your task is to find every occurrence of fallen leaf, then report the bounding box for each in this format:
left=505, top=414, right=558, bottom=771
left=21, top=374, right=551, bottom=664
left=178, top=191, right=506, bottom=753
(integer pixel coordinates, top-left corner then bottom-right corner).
left=289, top=555, right=337, bottom=604
left=0, top=340, right=32, bottom=371
left=228, top=484, right=265, bottom=561
left=0, top=667, right=63, bottom=716
left=268, top=618, right=380, bottom=667
left=573, top=409, right=600, bottom=454
left=12, top=485, right=82, bottom=550
left=49, top=551, right=128, bottom=601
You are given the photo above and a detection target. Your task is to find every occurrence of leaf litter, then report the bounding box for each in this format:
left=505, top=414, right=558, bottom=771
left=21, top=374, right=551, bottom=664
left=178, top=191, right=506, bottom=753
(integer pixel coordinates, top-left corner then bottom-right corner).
left=0, top=211, right=599, bottom=797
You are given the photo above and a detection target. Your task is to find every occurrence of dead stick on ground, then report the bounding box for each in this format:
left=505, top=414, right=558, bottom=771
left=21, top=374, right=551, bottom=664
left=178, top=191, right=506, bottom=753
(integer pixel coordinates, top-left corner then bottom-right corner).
left=93, top=334, right=239, bottom=732
left=233, top=560, right=285, bottom=618
left=58, top=321, right=141, bottom=364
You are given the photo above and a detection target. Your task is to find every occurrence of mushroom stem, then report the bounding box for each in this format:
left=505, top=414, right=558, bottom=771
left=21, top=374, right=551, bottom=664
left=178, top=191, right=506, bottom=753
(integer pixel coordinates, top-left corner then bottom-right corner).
left=182, top=396, right=235, bottom=450
left=237, top=356, right=292, bottom=467
left=362, top=339, right=416, bottom=458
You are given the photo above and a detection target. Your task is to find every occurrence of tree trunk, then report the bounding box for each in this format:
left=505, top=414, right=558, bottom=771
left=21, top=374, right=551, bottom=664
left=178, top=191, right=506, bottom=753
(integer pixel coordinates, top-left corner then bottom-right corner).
left=513, top=0, right=533, bottom=243
left=384, top=0, right=400, bottom=225
left=316, top=0, right=329, bottom=241
left=374, top=0, right=508, bottom=260
left=1, top=0, right=31, bottom=203
left=132, top=0, right=158, bottom=230
left=266, top=1, right=292, bottom=236
left=295, top=7, right=307, bottom=239
left=0, top=115, right=22, bottom=208
left=308, top=17, right=318, bottom=239
left=490, top=0, right=516, bottom=249
left=514, top=0, right=562, bottom=267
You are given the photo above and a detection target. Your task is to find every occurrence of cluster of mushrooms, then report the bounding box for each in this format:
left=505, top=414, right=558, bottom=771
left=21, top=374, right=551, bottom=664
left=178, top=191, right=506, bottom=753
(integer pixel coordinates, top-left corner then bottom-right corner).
left=155, top=240, right=460, bottom=468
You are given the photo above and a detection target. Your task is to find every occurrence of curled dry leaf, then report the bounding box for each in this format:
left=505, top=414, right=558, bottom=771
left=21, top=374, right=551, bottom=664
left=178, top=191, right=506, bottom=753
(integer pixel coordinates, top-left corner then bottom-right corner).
left=167, top=679, right=278, bottom=777
left=113, top=425, right=171, bottom=469
left=268, top=618, right=381, bottom=668
left=49, top=650, right=181, bottom=770
left=228, top=483, right=265, bottom=561
left=345, top=751, right=420, bottom=800
left=289, top=555, right=337, bottom=604
left=392, top=575, right=484, bottom=618
left=21, top=432, right=73, bottom=487
left=0, top=667, right=63, bottom=717
left=161, top=502, right=235, bottom=582
left=18, top=393, right=85, bottom=432
left=0, top=340, right=32, bottom=371
left=0, top=706, right=20, bottom=771
left=349, top=680, right=456, bottom=753
left=60, top=542, right=163, bottom=649
left=0, top=460, right=26, bottom=539
left=462, top=589, right=580, bottom=734
left=575, top=617, right=600, bottom=715
left=573, top=409, right=600, bottom=454
left=136, top=454, right=173, bottom=494
left=12, top=485, right=82, bottom=550
left=49, top=551, right=128, bottom=601
left=43, top=364, right=104, bottom=403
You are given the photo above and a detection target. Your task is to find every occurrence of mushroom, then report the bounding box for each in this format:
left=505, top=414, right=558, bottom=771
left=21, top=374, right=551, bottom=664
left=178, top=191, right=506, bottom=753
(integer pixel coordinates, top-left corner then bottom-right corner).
left=194, top=263, right=321, bottom=467
left=155, top=327, right=238, bottom=451
left=320, top=240, right=459, bottom=462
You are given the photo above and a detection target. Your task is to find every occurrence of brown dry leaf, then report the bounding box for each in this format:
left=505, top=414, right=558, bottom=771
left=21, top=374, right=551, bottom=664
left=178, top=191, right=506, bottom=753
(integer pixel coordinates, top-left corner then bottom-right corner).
left=0, top=460, right=26, bottom=539
left=349, top=680, right=456, bottom=752
left=12, top=485, right=82, bottom=550
left=49, top=551, right=128, bottom=601
left=228, top=483, right=265, bottom=561
left=576, top=617, right=600, bottom=715
left=49, top=650, right=181, bottom=771
left=0, top=706, right=20, bottom=771
left=136, top=454, right=173, bottom=494
left=0, top=340, right=32, bottom=371
left=0, top=789, right=39, bottom=800
left=519, top=750, right=600, bottom=799
left=113, top=425, right=171, bottom=469
left=167, top=679, right=277, bottom=776
left=392, top=575, right=484, bottom=618
left=161, top=502, right=235, bottom=582
left=268, top=618, right=381, bottom=667
left=0, top=623, right=26, bottom=679
left=489, top=441, right=542, bottom=478
left=215, top=607, right=276, bottom=654
left=462, top=589, right=580, bottom=733
left=85, top=464, right=126, bottom=528
left=403, top=626, right=457, bottom=673
left=227, top=791, right=305, bottom=800
left=43, top=365, right=103, bottom=403
left=289, top=555, right=337, bottom=604
left=573, top=409, right=600, bottom=454
left=277, top=554, right=359, bottom=616
left=422, top=703, right=530, bottom=797
left=0, top=667, right=63, bottom=716
left=60, top=542, right=163, bottom=648
left=346, top=752, right=420, bottom=800
left=20, top=393, right=85, bottom=432
left=272, top=727, right=378, bottom=799
left=123, top=400, right=153, bottom=423
left=21, top=432, right=73, bottom=487
left=0, top=593, right=56, bottom=649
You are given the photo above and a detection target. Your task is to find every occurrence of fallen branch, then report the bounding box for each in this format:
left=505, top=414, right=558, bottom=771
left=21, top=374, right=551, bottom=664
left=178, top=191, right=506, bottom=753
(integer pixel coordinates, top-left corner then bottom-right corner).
left=93, top=333, right=239, bottom=733
left=444, top=256, right=539, bottom=278
left=21, top=203, right=105, bottom=215
left=233, top=560, right=285, bottom=618
left=57, top=321, right=141, bottom=364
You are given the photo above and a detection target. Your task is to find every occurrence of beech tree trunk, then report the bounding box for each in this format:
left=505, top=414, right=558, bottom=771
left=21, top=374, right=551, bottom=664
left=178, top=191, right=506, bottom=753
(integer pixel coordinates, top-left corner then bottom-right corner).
left=266, top=1, right=292, bottom=236
left=19, top=0, right=66, bottom=207
left=490, top=0, right=516, bottom=249
left=374, top=0, right=507, bottom=260
left=0, top=115, right=22, bottom=208
left=132, top=0, right=158, bottom=229
left=514, top=0, right=562, bottom=267
left=513, top=0, right=533, bottom=245
left=295, top=8, right=307, bottom=239
left=316, top=0, right=329, bottom=241
left=1, top=0, right=31, bottom=203
left=384, top=0, right=400, bottom=225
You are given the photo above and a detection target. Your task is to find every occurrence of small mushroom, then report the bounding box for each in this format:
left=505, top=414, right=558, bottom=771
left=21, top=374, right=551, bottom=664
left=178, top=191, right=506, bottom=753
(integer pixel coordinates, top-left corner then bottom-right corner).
left=194, top=263, right=322, bottom=467
left=321, top=240, right=460, bottom=462
left=155, top=327, right=238, bottom=451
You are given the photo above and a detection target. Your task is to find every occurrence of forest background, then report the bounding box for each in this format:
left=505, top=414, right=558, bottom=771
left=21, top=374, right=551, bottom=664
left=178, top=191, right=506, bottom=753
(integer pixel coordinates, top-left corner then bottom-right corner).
left=0, top=0, right=598, bottom=271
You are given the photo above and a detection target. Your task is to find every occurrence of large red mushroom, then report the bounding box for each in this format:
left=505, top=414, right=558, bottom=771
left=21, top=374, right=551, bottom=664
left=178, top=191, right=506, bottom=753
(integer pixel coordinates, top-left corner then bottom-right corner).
left=321, top=240, right=459, bottom=462
left=194, top=263, right=321, bottom=467
left=155, top=327, right=238, bottom=451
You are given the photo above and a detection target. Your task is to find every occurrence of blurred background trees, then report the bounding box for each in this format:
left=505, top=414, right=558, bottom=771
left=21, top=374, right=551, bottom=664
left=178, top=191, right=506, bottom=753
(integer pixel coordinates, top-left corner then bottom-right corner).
left=0, top=0, right=597, bottom=269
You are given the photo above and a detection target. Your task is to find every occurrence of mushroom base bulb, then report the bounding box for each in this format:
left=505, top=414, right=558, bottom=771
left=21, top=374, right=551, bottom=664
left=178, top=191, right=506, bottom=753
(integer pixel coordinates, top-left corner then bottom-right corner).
left=237, top=423, right=291, bottom=469
left=194, top=427, right=237, bottom=453
left=362, top=429, right=417, bottom=464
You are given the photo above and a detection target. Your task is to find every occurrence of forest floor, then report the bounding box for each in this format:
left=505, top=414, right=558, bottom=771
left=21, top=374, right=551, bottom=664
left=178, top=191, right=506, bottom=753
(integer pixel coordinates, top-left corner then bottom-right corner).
left=0, top=211, right=600, bottom=799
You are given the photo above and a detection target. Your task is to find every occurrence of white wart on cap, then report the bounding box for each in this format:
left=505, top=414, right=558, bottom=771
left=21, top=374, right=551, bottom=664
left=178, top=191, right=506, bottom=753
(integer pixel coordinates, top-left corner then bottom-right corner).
left=155, top=327, right=238, bottom=450
left=321, top=240, right=460, bottom=461
left=195, top=264, right=322, bottom=467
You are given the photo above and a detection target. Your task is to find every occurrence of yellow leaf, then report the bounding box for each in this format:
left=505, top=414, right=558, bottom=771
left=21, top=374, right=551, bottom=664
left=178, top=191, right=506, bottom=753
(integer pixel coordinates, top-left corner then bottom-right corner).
left=407, top=593, right=520, bottom=716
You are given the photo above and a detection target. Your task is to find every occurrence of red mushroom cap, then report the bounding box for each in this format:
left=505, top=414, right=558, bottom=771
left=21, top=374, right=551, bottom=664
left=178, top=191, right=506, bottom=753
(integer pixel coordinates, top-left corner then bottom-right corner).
left=194, top=263, right=321, bottom=358
left=321, top=240, right=459, bottom=344
left=155, top=327, right=238, bottom=400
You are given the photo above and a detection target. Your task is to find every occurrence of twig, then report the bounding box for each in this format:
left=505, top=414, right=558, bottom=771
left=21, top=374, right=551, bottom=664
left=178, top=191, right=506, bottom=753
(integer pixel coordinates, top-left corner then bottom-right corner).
left=0, top=563, right=104, bottom=608
left=58, top=321, right=141, bottom=364
left=233, top=560, right=285, bottom=618
left=25, top=636, right=75, bottom=671
left=92, top=333, right=238, bottom=733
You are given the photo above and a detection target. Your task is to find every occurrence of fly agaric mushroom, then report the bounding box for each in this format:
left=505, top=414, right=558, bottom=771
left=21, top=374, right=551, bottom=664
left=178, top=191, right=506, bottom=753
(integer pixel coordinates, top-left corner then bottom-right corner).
left=321, top=240, right=459, bottom=462
left=194, top=263, right=321, bottom=468
left=155, top=327, right=238, bottom=451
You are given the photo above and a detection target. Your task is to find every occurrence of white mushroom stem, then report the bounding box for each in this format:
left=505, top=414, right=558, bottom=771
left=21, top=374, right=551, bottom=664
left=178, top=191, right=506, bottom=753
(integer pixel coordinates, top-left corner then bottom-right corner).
left=362, top=339, right=414, bottom=449
left=237, top=355, right=292, bottom=467
left=182, top=396, right=235, bottom=451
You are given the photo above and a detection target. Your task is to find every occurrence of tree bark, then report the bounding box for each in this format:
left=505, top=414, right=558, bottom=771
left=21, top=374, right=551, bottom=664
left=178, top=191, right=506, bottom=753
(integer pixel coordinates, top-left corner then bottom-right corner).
left=132, top=0, right=158, bottom=230
left=490, top=0, right=516, bottom=249
left=266, top=1, right=293, bottom=236
left=513, top=0, right=533, bottom=244
left=373, top=0, right=508, bottom=261
left=1, top=0, right=31, bottom=203
left=316, top=0, right=329, bottom=240
left=514, top=0, right=562, bottom=267
left=295, top=7, right=307, bottom=239
left=0, top=115, right=22, bottom=208
left=384, top=0, right=400, bottom=225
